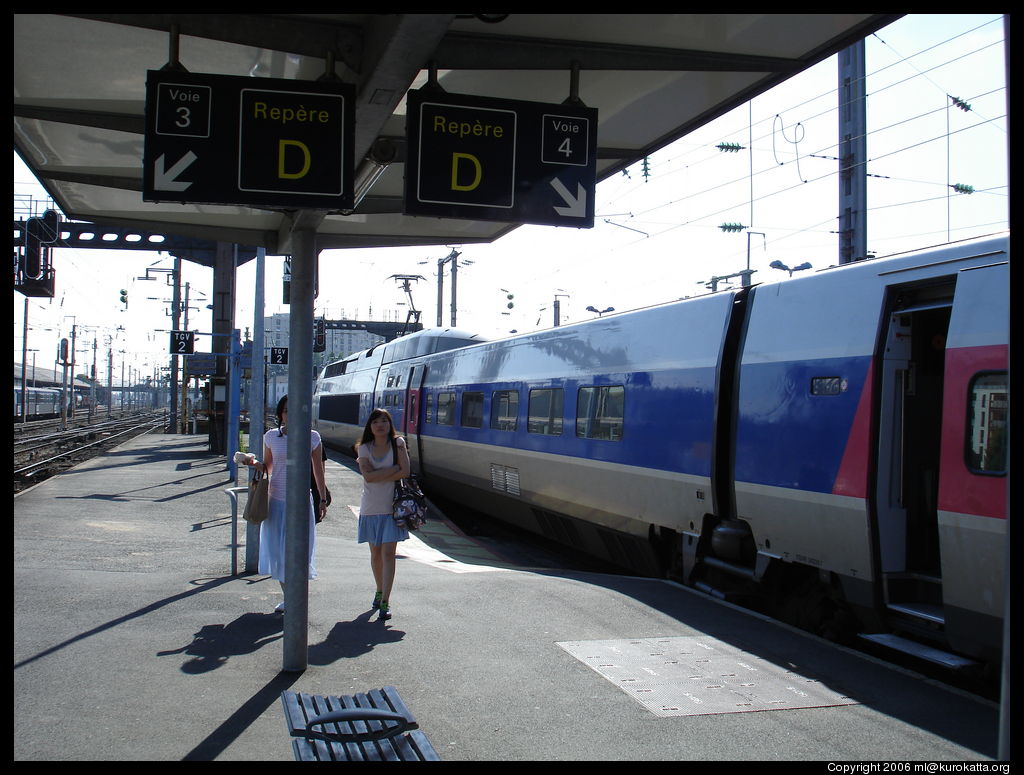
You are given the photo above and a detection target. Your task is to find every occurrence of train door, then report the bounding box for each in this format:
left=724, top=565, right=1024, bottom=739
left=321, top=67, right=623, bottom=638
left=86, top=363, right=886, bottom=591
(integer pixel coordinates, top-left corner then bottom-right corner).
left=935, top=262, right=1008, bottom=659
left=403, top=364, right=427, bottom=474
left=875, top=282, right=954, bottom=627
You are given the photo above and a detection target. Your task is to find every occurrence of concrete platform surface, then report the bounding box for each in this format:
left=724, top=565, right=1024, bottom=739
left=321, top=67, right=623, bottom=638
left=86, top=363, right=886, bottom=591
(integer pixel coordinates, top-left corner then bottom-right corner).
left=13, top=433, right=1001, bottom=761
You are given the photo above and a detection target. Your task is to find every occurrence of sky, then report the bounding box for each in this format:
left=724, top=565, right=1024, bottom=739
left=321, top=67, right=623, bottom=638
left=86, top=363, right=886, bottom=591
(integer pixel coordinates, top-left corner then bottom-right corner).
left=14, top=14, right=1008, bottom=385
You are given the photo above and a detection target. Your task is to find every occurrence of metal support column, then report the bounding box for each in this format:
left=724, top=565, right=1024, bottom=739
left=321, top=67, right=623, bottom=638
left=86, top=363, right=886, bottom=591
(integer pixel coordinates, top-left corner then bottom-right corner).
left=838, top=40, right=867, bottom=264
left=246, top=247, right=266, bottom=573
left=226, top=329, right=241, bottom=480
left=169, top=257, right=181, bottom=433
left=283, top=226, right=317, bottom=673
left=210, top=242, right=237, bottom=454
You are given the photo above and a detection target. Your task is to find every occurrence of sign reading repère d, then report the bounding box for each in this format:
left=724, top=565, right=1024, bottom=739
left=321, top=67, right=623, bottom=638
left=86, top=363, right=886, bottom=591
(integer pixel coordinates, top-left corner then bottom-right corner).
left=415, top=102, right=518, bottom=210
left=404, top=89, right=597, bottom=228
left=144, top=71, right=355, bottom=210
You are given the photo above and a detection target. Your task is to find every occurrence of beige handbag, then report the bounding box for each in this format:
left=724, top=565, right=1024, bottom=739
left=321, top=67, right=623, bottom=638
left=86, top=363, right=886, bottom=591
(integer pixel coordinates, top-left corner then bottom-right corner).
left=243, top=470, right=269, bottom=524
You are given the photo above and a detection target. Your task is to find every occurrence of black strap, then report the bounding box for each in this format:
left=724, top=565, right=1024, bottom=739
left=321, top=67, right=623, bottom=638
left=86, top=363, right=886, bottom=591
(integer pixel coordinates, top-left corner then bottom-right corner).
left=392, top=438, right=407, bottom=487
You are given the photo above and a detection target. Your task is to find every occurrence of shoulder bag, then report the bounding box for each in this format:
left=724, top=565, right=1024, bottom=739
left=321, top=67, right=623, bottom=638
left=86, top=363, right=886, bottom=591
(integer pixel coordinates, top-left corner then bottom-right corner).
left=243, top=469, right=269, bottom=524
left=391, top=438, right=427, bottom=531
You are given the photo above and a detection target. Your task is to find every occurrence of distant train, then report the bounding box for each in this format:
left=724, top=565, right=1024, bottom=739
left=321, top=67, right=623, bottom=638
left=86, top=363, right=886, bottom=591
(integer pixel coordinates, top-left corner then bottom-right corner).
left=314, top=235, right=1008, bottom=665
left=13, top=384, right=103, bottom=420
left=14, top=386, right=63, bottom=419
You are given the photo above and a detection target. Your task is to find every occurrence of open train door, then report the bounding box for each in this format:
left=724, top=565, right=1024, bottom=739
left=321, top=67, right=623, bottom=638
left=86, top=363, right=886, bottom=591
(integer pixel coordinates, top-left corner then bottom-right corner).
left=874, top=255, right=1008, bottom=661
left=874, top=279, right=954, bottom=633
left=403, top=364, right=427, bottom=475
left=935, top=260, right=1008, bottom=660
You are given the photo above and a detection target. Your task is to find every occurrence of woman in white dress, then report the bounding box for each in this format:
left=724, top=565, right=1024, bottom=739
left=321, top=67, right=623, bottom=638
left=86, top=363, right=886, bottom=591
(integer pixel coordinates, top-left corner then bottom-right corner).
left=246, top=395, right=327, bottom=612
left=354, top=409, right=410, bottom=621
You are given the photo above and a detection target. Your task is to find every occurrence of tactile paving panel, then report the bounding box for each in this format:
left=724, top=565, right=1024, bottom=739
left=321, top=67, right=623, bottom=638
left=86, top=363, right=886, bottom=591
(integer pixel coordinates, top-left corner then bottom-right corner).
left=557, top=636, right=858, bottom=717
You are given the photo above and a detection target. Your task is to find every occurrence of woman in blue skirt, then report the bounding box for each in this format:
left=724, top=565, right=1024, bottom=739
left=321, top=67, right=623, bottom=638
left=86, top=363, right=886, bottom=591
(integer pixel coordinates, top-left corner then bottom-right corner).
left=354, top=409, right=409, bottom=621
left=243, top=395, right=327, bottom=613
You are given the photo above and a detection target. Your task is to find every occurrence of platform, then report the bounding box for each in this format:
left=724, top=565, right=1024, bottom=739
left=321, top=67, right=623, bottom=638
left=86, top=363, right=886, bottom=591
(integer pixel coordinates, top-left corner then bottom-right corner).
left=13, top=433, right=1001, bottom=761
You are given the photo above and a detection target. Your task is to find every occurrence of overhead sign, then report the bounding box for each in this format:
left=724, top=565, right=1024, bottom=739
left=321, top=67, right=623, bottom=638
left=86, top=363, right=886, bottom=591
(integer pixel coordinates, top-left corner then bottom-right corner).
left=271, top=347, right=289, bottom=365
left=185, top=353, right=217, bottom=375
left=404, top=89, right=597, bottom=228
left=144, top=71, right=355, bottom=210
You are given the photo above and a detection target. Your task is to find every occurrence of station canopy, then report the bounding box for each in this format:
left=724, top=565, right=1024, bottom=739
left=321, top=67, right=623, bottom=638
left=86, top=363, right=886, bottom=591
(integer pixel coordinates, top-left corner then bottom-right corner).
left=13, top=13, right=901, bottom=254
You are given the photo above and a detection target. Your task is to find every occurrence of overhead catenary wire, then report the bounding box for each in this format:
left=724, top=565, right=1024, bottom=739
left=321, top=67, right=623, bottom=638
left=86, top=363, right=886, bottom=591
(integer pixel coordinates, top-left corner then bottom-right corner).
left=600, top=16, right=1004, bottom=220
left=522, top=18, right=1006, bottom=306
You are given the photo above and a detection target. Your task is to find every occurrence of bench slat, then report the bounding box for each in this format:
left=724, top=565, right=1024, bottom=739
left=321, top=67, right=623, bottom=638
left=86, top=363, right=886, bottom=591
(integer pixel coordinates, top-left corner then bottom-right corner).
left=281, top=686, right=439, bottom=762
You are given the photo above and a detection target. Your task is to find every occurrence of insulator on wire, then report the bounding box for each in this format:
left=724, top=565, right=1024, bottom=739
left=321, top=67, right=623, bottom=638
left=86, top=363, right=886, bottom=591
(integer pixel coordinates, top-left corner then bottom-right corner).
left=949, top=96, right=972, bottom=112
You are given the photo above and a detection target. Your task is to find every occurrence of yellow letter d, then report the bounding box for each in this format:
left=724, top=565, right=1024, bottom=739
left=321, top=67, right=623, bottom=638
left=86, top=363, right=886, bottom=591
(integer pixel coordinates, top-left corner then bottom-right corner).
left=278, top=140, right=311, bottom=180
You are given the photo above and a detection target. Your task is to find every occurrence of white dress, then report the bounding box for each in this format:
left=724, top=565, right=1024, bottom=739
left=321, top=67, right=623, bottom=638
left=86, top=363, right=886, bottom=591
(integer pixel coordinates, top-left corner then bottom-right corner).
left=259, top=428, right=320, bottom=582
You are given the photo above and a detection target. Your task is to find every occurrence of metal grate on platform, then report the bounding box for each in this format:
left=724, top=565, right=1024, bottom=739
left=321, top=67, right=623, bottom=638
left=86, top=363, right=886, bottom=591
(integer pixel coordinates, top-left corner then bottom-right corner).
left=557, top=636, right=858, bottom=717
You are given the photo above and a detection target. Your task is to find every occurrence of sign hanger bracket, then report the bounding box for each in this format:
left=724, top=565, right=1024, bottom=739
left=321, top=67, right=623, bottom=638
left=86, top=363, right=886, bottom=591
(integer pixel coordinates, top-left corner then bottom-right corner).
left=160, top=23, right=189, bottom=73
left=563, top=61, right=586, bottom=107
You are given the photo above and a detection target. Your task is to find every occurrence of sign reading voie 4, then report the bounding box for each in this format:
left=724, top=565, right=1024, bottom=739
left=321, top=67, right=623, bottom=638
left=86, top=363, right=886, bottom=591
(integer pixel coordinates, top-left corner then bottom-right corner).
left=405, top=89, right=597, bottom=228
left=144, top=71, right=355, bottom=210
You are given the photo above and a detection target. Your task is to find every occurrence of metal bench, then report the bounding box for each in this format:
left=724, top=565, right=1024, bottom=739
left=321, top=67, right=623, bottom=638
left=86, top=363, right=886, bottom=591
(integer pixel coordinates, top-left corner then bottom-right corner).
left=281, top=686, right=440, bottom=761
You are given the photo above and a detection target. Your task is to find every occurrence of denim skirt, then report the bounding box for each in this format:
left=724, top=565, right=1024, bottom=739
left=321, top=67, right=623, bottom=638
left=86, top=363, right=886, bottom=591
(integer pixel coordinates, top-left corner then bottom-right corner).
left=357, top=513, right=409, bottom=545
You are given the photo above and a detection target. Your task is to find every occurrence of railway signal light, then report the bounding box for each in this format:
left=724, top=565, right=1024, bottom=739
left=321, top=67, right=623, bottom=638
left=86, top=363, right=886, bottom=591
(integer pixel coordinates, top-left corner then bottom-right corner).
left=313, top=318, right=326, bottom=352
left=119, top=288, right=128, bottom=307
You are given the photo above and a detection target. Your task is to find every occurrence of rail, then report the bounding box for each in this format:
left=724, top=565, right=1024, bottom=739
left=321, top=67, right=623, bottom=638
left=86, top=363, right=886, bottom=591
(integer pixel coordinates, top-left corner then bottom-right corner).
left=14, top=413, right=167, bottom=479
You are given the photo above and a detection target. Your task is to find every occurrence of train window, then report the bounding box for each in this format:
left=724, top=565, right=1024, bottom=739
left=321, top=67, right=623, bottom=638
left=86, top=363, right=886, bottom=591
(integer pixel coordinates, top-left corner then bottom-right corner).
left=490, top=390, right=519, bottom=431
left=966, top=372, right=1008, bottom=474
left=436, top=392, right=456, bottom=426
left=527, top=388, right=563, bottom=435
left=319, top=394, right=360, bottom=424
left=461, top=392, right=484, bottom=428
left=324, top=361, right=348, bottom=377
left=577, top=386, right=624, bottom=440
left=425, top=393, right=434, bottom=424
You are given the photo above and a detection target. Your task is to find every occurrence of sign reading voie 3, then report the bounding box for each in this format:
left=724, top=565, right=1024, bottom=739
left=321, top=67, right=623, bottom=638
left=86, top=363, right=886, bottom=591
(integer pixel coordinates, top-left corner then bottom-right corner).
left=144, top=71, right=355, bottom=210
left=405, top=89, right=597, bottom=228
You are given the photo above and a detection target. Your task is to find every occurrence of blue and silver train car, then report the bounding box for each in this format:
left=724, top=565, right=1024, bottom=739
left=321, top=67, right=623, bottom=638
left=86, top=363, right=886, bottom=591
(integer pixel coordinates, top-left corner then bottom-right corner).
left=315, top=234, right=1008, bottom=663
left=14, top=385, right=62, bottom=419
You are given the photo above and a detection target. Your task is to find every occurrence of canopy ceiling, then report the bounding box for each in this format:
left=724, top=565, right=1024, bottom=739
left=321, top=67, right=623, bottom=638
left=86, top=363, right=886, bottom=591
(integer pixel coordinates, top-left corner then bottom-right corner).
left=13, top=13, right=901, bottom=254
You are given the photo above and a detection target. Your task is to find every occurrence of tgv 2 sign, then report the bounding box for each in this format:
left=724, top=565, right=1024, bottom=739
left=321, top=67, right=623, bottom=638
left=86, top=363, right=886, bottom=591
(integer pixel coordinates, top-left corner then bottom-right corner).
left=143, top=70, right=355, bottom=210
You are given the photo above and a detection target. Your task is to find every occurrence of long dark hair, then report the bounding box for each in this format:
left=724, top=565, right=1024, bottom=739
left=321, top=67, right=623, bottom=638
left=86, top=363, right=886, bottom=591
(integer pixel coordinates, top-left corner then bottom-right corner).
left=354, top=408, right=396, bottom=452
left=276, top=395, right=288, bottom=436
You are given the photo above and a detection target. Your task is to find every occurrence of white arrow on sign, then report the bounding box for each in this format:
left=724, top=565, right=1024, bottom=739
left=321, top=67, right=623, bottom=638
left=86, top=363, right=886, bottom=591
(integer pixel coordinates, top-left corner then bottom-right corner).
left=551, top=177, right=587, bottom=218
left=154, top=151, right=197, bottom=191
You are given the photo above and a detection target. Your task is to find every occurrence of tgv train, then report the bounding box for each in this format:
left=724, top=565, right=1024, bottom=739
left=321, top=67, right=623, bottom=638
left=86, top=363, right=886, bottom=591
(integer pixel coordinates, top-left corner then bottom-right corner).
left=315, top=235, right=1008, bottom=664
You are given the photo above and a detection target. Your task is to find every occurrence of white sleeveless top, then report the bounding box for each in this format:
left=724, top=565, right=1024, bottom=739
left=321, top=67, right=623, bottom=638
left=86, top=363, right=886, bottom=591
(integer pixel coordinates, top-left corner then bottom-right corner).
left=264, top=428, right=322, bottom=502
left=357, top=437, right=405, bottom=516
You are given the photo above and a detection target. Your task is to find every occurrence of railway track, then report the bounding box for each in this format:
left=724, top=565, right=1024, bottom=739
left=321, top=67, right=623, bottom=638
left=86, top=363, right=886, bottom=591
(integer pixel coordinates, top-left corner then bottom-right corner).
left=13, top=410, right=168, bottom=492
